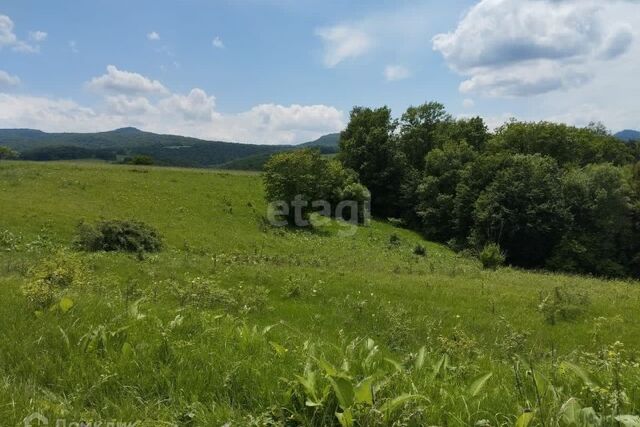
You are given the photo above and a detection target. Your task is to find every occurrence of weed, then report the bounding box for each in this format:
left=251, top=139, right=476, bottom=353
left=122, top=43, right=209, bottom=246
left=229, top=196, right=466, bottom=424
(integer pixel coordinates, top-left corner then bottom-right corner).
left=21, top=249, right=86, bottom=309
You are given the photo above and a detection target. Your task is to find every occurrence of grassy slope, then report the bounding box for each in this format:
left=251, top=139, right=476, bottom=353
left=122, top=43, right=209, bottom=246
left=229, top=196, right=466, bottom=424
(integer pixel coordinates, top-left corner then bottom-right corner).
left=0, top=161, right=639, bottom=425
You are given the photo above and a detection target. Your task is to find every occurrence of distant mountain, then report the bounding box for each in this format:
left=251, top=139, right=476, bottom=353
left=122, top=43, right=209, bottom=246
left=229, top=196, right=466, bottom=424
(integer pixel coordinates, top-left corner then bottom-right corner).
left=615, top=129, right=640, bottom=142
left=0, top=128, right=290, bottom=168
left=0, top=128, right=344, bottom=170
left=299, top=133, right=340, bottom=149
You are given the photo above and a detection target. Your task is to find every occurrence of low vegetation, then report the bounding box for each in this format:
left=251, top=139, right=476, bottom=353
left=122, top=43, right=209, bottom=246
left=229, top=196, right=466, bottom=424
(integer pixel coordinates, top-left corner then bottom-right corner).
left=74, top=219, right=163, bottom=253
left=0, top=161, right=638, bottom=426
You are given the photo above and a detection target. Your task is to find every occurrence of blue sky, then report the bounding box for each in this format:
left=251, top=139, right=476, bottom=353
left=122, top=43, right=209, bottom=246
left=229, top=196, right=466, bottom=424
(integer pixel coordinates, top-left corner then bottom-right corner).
left=1, top=0, right=639, bottom=144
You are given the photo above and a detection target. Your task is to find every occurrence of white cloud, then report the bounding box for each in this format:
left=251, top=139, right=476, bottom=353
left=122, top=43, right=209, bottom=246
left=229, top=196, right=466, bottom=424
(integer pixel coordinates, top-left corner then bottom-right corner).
left=0, top=70, right=20, bottom=87
left=87, top=65, right=169, bottom=95
left=316, top=25, right=373, bottom=68
left=0, top=15, right=41, bottom=53
left=384, top=65, right=410, bottom=81
left=69, top=40, right=79, bottom=53
left=212, top=36, right=224, bottom=49
left=158, top=89, right=216, bottom=121
left=29, top=31, right=47, bottom=42
left=106, top=95, right=157, bottom=116
left=433, top=0, right=637, bottom=97
left=147, top=31, right=160, bottom=41
left=0, top=69, right=344, bottom=144
left=462, top=98, right=475, bottom=109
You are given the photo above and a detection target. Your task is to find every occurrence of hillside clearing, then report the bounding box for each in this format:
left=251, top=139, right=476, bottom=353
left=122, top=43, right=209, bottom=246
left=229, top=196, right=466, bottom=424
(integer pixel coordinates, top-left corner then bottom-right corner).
left=0, top=161, right=639, bottom=426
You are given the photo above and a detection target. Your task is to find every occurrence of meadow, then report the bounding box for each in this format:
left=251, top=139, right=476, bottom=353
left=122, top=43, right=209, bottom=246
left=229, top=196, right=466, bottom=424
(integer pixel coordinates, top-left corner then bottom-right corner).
left=0, top=161, right=639, bottom=426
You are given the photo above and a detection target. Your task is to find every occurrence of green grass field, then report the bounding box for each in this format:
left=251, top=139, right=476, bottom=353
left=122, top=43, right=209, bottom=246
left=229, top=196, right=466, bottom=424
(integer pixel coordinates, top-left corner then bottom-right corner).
left=1, top=161, right=639, bottom=426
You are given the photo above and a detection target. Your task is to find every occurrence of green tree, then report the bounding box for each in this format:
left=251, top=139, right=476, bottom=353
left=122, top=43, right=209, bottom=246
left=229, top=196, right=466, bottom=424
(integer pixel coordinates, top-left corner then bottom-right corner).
left=489, top=121, right=632, bottom=166
left=339, top=106, right=406, bottom=218
left=398, top=102, right=452, bottom=170
left=264, top=149, right=368, bottom=224
left=453, top=154, right=509, bottom=248
left=0, top=146, right=19, bottom=160
left=471, top=154, right=569, bottom=268
left=548, top=164, right=633, bottom=277
left=415, top=140, right=477, bottom=242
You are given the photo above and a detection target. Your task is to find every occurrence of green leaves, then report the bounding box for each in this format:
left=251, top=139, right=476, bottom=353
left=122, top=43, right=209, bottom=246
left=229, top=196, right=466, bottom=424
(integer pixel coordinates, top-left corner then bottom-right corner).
left=328, top=375, right=355, bottom=409
left=58, top=296, right=74, bottom=313
left=379, top=394, right=427, bottom=421
left=561, top=361, right=599, bottom=388
left=468, top=372, right=493, bottom=397
left=515, top=411, right=534, bottom=427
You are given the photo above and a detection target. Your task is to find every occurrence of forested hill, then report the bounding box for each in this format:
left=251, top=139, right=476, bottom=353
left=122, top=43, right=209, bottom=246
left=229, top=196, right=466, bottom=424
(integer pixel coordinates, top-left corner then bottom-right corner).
left=0, top=127, right=292, bottom=168
left=299, top=133, right=340, bottom=149
left=615, top=129, right=640, bottom=142
left=0, top=127, right=342, bottom=169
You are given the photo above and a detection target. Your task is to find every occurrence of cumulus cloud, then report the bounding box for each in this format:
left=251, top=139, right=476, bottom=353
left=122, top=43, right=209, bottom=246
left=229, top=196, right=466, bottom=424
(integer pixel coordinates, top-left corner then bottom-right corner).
left=0, top=68, right=344, bottom=144
left=147, top=31, right=160, bottom=41
left=158, top=89, right=217, bottom=121
left=384, top=65, right=410, bottom=81
left=0, top=70, right=20, bottom=87
left=29, top=31, right=47, bottom=42
left=433, top=0, right=636, bottom=97
left=212, top=36, right=224, bottom=49
left=87, top=65, right=169, bottom=95
left=462, top=98, right=475, bottom=109
left=316, top=25, right=373, bottom=68
left=0, top=15, right=41, bottom=53
left=106, top=95, right=157, bottom=116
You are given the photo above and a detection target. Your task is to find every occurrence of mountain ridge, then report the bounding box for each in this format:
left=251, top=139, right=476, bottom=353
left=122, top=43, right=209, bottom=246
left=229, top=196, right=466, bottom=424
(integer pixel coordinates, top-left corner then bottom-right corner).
left=0, top=127, right=341, bottom=169
left=615, top=129, right=640, bottom=142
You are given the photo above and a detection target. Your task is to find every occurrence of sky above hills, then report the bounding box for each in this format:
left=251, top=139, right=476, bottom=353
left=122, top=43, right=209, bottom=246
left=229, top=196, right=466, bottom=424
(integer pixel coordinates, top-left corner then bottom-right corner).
left=1, top=0, right=639, bottom=144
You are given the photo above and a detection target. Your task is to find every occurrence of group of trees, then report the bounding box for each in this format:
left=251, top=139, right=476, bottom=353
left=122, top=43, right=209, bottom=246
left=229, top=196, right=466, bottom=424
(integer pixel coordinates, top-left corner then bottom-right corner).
left=263, top=149, right=370, bottom=224
left=0, top=146, right=19, bottom=160
left=338, top=102, right=640, bottom=277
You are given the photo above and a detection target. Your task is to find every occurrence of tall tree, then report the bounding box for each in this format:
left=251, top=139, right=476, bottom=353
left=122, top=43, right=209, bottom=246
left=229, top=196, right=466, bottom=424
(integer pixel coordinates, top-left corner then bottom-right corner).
left=415, top=140, right=477, bottom=242
left=340, top=106, right=406, bottom=218
left=398, top=102, right=452, bottom=170
left=548, top=164, right=633, bottom=277
left=471, top=154, right=569, bottom=267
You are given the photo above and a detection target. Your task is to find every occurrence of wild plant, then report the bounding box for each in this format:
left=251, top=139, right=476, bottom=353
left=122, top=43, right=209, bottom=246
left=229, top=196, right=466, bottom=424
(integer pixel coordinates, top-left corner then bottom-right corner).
left=21, top=249, right=86, bottom=310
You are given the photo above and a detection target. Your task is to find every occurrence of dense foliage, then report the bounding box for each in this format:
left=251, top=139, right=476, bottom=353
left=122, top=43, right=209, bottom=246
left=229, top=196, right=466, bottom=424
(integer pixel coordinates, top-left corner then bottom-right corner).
left=0, top=145, right=19, bottom=160
left=339, top=103, right=640, bottom=278
left=263, top=149, right=370, bottom=223
left=74, top=219, right=163, bottom=253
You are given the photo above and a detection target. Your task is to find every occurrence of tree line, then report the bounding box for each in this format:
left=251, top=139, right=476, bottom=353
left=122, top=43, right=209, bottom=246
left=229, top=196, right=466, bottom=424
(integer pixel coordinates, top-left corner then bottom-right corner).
left=265, top=102, right=640, bottom=278
left=340, top=103, right=640, bottom=277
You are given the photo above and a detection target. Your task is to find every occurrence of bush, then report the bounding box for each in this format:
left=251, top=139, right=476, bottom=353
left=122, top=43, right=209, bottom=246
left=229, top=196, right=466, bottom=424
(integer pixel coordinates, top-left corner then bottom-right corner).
left=479, top=243, right=505, bottom=270
left=263, top=149, right=369, bottom=225
left=127, top=155, right=154, bottom=165
left=22, top=250, right=86, bottom=309
left=413, top=244, right=427, bottom=257
left=74, top=220, right=163, bottom=253
left=0, top=145, right=18, bottom=160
